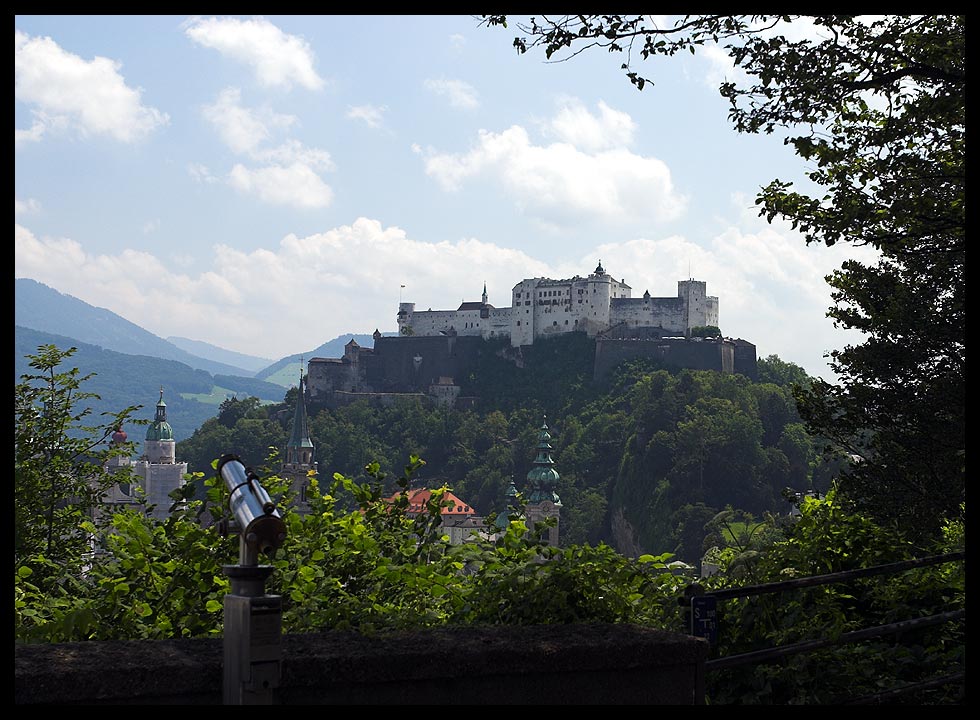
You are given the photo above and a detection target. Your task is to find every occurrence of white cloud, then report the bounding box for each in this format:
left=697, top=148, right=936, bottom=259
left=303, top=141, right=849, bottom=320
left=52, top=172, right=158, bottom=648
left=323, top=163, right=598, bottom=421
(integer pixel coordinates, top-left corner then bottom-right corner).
left=449, top=33, right=466, bottom=50
left=582, top=194, right=881, bottom=380
left=198, top=88, right=333, bottom=206
left=228, top=163, right=333, bottom=208
left=15, top=119, right=47, bottom=146
left=15, top=207, right=879, bottom=381
left=15, top=197, right=41, bottom=216
left=14, top=218, right=546, bottom=358
left=421, top=110, right=686, bottom=228
left=424, top=78, right=479, bottom=109
left=184, top=16, right=323, bottom=91
left=202, top=87, right=295, bottom=154
left=188, top=163, right=218, bottom=184
left=698, top=16, right=830, bottom=90
left=347, top=104, right=387, bottom=129
left=544, top=98, right=636, bottom=152
left=14, top=30, right=169, bottom=144
left=699, top=44, right=746, bottom=89
left=251, top=139, right=332, bottom=170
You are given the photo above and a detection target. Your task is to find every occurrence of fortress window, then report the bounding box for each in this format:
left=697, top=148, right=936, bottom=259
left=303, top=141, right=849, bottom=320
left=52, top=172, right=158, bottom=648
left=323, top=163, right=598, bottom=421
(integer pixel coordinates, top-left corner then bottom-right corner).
left=517, top=321, right=521, bottom=326
left=553, top=321, right=557, bottom=326
left=565, top=320, right=568, bottom=325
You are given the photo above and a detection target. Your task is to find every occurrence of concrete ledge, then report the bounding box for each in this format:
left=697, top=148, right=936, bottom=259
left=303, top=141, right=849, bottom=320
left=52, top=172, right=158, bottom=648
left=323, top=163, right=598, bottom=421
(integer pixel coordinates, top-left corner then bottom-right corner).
left=16, top=623, right=708, bottom=705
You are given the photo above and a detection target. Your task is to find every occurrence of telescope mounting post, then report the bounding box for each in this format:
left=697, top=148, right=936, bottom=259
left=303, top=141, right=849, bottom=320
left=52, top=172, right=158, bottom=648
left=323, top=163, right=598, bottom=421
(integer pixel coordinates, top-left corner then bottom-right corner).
left=217, top=454, right=287, bottom=705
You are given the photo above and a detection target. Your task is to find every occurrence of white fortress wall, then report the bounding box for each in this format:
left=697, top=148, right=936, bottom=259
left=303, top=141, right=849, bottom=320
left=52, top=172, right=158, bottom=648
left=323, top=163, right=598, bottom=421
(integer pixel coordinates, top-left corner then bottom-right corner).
left=483, top=308, right=512, bottom=339
left=398, top=266, right=717, bottom=347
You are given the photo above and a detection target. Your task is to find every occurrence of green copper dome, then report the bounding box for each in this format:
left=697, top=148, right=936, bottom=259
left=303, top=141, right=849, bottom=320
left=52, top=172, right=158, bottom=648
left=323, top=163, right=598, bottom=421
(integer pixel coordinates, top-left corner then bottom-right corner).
left=525, top=416, right=561, bottom=504
left=495, top=476, right=522, bottom=529
left=145, top=387, right=174, bottom=441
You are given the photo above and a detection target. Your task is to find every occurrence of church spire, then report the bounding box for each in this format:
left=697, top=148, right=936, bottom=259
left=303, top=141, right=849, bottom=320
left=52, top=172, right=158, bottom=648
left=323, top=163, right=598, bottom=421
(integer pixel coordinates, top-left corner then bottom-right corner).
left=526, top=415, right=561, bottom=504
left=482, top=282, right=488, bottom=305
left=524, top=415, right=562, bottom=546
left=286, top=361, right=314, bottom=467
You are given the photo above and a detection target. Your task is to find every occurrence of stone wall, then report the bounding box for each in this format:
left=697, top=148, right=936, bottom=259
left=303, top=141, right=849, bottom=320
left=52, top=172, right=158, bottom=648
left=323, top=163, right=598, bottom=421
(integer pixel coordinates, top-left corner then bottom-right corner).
left=369, top=335, right=483, bottom=392
left=305, top=333, right=758, bottom=404
left=593, top=337, right=740, bottom=382
left=15, top=624, right=708, bottom=705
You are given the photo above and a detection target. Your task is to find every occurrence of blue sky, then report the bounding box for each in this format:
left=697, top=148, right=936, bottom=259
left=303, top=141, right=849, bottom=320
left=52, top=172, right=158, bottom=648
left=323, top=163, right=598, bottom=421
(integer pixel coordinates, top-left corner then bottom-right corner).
left=15, top=15, right=879, bottom=380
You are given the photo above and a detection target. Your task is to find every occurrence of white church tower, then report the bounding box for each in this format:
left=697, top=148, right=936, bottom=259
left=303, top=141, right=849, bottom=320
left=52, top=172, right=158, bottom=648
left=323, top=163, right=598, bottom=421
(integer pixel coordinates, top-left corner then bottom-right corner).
left=120, top=387, right=189, bottom=520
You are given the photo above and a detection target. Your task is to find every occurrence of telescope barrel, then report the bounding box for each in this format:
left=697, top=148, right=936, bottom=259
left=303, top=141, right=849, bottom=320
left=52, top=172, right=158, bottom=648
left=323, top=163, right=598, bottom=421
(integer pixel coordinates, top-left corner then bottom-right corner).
left=217, top=454, right=287, bottom=562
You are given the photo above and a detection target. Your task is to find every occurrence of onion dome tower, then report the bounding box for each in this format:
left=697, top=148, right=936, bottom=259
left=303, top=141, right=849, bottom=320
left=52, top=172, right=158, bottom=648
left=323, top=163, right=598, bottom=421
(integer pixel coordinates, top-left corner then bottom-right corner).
left=524, top=415, right=562, bottom=546
left=130, top=387, right=188, bottom=520
left=144, top=386, right=175, bottom=463
left=494, top=475, right=523, bottom=535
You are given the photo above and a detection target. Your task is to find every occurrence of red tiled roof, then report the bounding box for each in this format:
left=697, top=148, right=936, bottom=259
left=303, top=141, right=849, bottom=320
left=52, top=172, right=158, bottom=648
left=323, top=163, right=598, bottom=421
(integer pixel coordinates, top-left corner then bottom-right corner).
left=386, top=488, right=476, bottom=516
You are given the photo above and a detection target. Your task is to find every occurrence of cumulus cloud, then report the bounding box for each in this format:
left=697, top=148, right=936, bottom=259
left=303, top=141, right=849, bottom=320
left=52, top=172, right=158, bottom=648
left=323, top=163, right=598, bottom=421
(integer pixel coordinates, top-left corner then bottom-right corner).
left=347, top=104, right=387, bottom=129
left=14, top=218, right=546, bottom=358
left=424, top=78, right=479, bottom=109
left=582, top=195, right=881, bottom=380
left=15, top=197, right=41, bottom=216
left=14, top=30, right=169, bottom=144
left=183, top=16, right=323, bottom=91
left=203, top=87, right=295, bottom=154
left=420, top=103, right=687, bottom=229
left=198, top=87, right=333, bottom=208
left=544, top=99, right=636, bottom=152
left=228, top=163, right=333, bottom=208
left=14, top=203, right=880, bottom=380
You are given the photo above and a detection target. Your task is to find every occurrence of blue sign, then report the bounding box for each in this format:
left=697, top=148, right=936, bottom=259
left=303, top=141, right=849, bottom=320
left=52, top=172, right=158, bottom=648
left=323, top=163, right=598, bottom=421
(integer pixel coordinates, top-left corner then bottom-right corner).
left=691, top=595, right=718, bottom=645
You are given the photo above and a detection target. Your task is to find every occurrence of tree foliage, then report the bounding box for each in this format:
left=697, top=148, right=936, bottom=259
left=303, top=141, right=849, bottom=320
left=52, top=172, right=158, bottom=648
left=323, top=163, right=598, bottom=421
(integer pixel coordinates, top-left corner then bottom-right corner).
left=13, top=349, right=964, bottom=703
left=14, top=345, right=141, bottom=585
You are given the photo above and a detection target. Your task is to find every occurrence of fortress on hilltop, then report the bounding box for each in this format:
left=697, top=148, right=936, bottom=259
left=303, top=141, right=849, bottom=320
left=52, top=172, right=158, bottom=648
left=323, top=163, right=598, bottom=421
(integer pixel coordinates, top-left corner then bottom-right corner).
left=397, top=260, right=719, bottom=346
left=306, top=262, right=756, bottom=409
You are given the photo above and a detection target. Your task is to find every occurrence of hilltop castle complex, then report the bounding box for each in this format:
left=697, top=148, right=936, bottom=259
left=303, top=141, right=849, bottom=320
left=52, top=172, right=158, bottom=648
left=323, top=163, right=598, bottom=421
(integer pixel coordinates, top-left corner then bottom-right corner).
left=306, top=262, right=756, bottom=409
left=397, top=261, right=719, bottom=346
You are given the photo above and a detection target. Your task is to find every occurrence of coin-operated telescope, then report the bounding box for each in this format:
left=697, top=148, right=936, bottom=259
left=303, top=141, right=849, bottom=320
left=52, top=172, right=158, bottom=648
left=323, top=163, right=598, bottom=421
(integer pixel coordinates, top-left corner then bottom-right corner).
left=217, top=454, right=287, bottom=566
left=216, top=454, right=287, bottom=705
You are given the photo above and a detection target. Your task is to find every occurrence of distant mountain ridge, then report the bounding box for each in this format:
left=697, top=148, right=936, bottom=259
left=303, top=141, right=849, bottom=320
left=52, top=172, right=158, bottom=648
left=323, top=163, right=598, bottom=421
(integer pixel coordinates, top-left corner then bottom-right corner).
left=15, top=278, right=255, bottom=377
left=14, top=325, right=286, bottom=443
left=14, top=277, right=401, bottom=432
left=167, top=336, right=272, bottom=373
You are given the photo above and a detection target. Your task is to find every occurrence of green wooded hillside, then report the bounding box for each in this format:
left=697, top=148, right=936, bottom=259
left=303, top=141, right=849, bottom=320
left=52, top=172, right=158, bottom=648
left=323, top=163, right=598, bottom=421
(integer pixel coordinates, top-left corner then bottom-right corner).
left=15, top=326, right=287, bottom=443
left=178, top=333, right=837, bottom=563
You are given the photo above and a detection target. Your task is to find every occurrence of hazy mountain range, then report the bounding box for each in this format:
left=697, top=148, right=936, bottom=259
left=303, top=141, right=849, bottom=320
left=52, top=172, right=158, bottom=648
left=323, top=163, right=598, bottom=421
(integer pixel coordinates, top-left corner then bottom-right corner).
left=14, top=277, right=394, bottom=441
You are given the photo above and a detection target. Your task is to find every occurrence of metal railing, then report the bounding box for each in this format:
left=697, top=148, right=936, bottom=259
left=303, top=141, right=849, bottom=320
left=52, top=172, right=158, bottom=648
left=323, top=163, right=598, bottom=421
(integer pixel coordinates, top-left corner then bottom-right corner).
left=680, top=551, right=965, bottom=704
